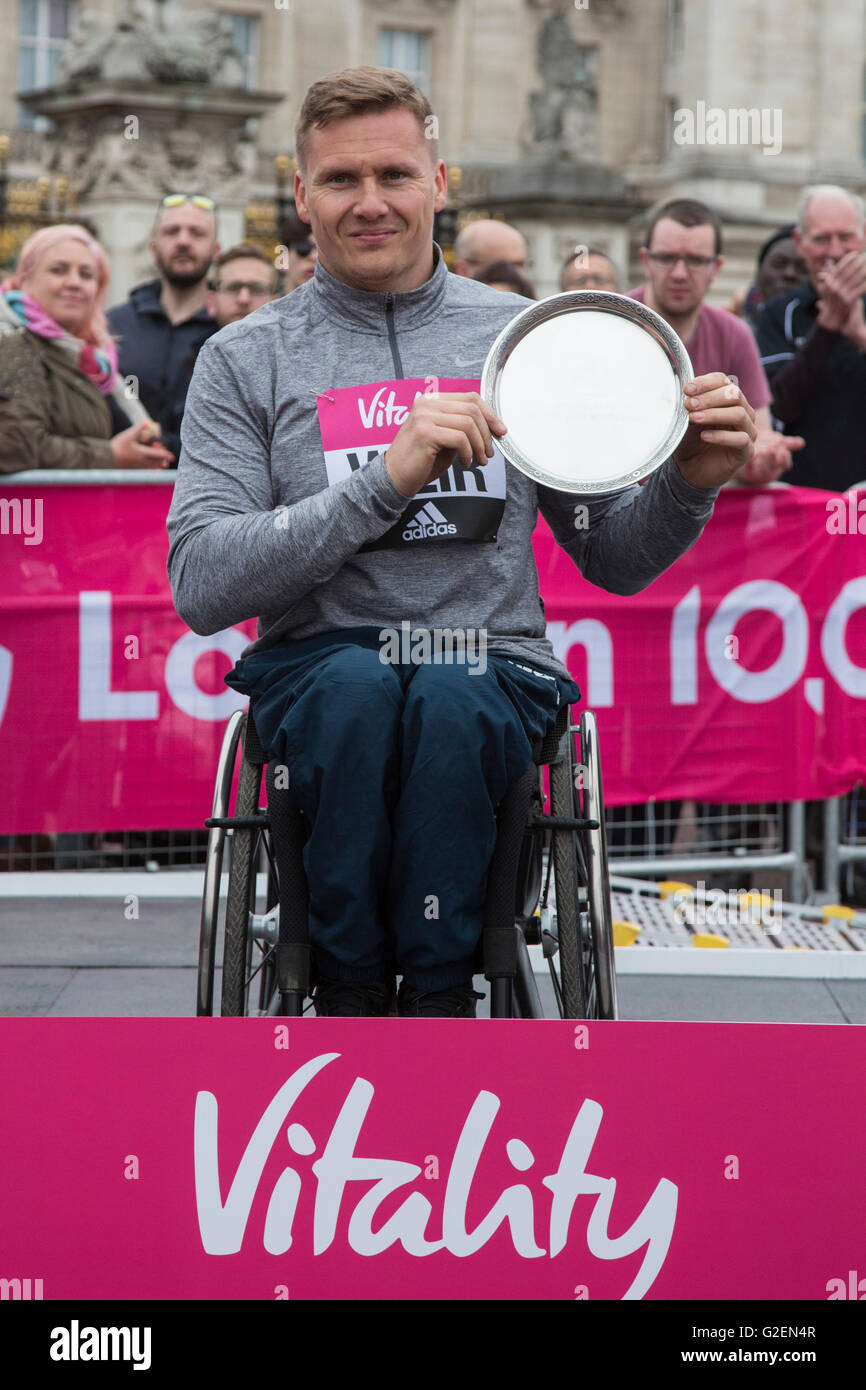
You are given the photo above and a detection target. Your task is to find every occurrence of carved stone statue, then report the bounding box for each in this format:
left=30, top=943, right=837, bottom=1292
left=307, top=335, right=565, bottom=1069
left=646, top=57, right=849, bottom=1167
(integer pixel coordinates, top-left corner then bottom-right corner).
left=57, top=1, right=246, bottom=87
left=525, top=11, right=599, bottom=160
left=57, top=11, right=116, bottom=84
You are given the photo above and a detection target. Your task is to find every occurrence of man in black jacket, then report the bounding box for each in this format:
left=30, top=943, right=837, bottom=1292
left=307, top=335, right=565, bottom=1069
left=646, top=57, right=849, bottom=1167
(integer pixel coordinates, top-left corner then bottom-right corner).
left=756, top=185, right=866, bottom=491
left=106, top=195, right=221, bottom=460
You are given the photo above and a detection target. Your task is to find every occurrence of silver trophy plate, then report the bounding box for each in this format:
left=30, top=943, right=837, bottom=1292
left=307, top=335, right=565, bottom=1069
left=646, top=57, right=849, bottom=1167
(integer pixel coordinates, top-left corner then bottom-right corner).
left=480, top=291, right=694, bottom=494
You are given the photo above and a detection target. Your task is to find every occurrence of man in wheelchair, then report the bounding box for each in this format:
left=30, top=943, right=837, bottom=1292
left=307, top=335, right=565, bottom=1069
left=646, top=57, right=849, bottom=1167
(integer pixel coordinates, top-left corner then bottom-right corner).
left=167, top=66, right=756, bottom=1017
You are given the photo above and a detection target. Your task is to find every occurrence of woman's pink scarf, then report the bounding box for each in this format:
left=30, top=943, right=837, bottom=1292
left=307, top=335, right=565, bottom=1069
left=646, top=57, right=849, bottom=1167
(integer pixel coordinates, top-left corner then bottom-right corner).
left=0, top=287, right=118, bottom=394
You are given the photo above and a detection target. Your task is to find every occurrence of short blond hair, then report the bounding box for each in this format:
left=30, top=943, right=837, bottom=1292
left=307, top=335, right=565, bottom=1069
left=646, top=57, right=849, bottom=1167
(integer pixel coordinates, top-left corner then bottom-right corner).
left=295, top=66, right=435, bottom=170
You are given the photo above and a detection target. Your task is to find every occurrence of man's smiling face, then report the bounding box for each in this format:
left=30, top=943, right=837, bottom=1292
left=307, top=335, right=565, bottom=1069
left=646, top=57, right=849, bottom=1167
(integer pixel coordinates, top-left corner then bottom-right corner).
left=293, top=107, right=447, bottom=293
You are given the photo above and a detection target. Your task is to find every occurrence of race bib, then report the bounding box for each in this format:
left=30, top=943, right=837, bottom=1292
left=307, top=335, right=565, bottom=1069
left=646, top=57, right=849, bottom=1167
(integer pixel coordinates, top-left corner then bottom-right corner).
left=316, top=376, right=507, bottom=550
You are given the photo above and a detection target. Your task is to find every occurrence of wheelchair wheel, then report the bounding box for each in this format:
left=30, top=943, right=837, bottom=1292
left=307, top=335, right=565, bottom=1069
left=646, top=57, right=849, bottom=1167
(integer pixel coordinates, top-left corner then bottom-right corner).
left=578, top=712, right=618, bottom=1020
left=548, top=712, right=618, bottom=1020
left=197, top=712, right=280, bottom=1018
left=548, top=728, right=588, bottom=1019
left=197, top=710, right=245, bottom=1016
left=220, top=734, right=265, bottom=1017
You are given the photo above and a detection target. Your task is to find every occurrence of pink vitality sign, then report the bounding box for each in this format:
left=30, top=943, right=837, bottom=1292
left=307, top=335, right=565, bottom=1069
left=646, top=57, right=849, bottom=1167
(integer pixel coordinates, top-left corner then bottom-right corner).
left=1, top=1018, right=865, bottom=1300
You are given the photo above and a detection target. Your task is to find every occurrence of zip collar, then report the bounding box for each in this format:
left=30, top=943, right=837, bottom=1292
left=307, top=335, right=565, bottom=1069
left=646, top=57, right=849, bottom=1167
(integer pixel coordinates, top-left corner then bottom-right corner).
left=310, top=243, right=449, bottom=334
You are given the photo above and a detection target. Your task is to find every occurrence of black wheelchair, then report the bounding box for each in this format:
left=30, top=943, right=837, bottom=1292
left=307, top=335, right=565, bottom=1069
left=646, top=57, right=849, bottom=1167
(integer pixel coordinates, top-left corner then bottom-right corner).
left=196, top=703, right=618, bottom=1020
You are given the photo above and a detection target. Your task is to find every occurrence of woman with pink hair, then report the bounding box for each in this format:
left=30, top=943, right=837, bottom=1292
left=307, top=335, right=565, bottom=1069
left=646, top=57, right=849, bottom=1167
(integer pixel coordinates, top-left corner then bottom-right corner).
left=0, top=223, right=175, bottom=471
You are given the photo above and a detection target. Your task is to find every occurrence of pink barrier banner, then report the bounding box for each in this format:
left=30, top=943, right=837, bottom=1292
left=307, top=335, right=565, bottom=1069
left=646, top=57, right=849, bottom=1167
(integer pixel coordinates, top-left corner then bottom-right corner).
left=534, top=484, right=866, bottom=803
left=1, top=480, right=864, bottom=833
left=1, top=1017, right=864, bottom=1301
left=1, top=482, right=255, bottom=835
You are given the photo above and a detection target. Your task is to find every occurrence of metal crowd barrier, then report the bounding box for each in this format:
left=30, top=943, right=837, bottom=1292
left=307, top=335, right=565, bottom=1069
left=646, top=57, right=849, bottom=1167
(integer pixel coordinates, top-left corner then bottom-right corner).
left=823, top=791, right=866, bottom=900
left=0, top=803, right=811, bottom=891
left=603, top=798, right=809, bottom=901
left=1, top=470, right=175, bottom=484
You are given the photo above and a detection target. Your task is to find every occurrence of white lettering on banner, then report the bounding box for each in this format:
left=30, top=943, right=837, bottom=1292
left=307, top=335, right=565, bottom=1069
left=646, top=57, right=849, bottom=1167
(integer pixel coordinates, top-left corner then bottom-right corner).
left=77, top=592, right=248, bottom=723
left=79, top=592, right=159, bottom=721
left=164, top=629, right=248, bottom=722
left=0, top=643, right=11, bottom=727
left=671, top=586, right=700, bottom=705
left=195, top=1054, right=338, bottom=1256
left=548, top=620, right=614, bottom=706
left=666, top=581, right=848, bottom=706
left=705, top=581, right=809, bottom=703
left=313, top=1076, right=444, bottom=1258
left=544, top=1098, right=677, bottom=1299
left=193, top=1053, right=678, bottom=1299
left=441, top=1091, right=546, bottom=1258
left=821, top=577, right=866, bottom=698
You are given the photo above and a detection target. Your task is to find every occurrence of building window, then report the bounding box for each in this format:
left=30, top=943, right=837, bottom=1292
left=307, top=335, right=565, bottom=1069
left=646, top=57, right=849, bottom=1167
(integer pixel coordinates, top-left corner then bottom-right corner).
left=222, top=12, right=260, bottom=89
left=17, top=0, right=73, bottom=129
left=377, top=28, right=432, bottom=96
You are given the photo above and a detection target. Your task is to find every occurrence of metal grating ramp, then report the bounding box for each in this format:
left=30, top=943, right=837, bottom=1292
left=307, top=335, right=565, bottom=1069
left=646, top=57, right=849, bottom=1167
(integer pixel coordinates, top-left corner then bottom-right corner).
left=538, top=858, right=866, bottom=974
left=609, top=890, right=692, bottom=948
left=608, top=875, right=866, bottom=954
left=771, top=918, right=862, bottom=952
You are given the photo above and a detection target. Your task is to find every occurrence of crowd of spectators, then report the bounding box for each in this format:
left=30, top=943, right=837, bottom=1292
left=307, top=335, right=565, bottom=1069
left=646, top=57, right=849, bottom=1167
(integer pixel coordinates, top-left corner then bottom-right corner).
left=0, top=197, right=310, bottom=474
left=2, top=185, right=863, bottom=492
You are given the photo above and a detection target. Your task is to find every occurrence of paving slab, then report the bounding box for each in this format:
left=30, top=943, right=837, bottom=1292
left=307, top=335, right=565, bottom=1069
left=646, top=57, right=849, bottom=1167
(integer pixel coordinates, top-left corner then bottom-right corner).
left=824, top=980, right=866, bottom=1024
left=615, top=974, right=852, bottom=1024
left=0, top=968, right=77, bottom=1016
left=40, top=967, right=199, bottom=1017
left=0, top=898, right=198, bottom=966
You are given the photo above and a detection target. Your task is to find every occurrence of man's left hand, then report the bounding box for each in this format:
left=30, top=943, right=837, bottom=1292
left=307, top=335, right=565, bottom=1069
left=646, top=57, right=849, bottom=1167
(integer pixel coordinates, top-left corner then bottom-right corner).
left=675, top=373, right=757, bottom=490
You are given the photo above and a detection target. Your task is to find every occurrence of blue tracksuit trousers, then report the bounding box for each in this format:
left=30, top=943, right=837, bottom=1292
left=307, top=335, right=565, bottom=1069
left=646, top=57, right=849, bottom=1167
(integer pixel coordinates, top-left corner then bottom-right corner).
left=225, top=628, right=580, bottom=990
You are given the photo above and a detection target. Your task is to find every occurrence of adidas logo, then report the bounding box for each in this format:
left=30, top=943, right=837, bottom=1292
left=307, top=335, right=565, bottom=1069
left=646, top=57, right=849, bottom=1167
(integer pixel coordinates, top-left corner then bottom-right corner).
left=402, top=501, right=458, bottom=542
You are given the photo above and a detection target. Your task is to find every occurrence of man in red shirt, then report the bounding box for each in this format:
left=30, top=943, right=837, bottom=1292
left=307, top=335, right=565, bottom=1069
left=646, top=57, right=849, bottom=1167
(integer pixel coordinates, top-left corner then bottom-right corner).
left=630, top=199, right=803, bottom=485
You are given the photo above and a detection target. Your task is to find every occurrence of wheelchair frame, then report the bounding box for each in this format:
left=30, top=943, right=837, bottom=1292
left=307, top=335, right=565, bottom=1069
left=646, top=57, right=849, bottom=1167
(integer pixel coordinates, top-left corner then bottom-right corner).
left=196, top=704, right=618, bottom=1021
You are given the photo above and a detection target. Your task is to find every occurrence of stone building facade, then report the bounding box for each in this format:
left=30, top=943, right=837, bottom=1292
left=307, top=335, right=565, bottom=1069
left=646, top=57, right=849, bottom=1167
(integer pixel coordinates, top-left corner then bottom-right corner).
left=1, top=0, right=865, bottom=301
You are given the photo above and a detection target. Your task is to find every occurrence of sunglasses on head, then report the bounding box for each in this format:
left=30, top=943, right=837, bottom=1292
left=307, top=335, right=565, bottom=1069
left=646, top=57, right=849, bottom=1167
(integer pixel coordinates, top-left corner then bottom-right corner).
left=291, top=240, right=315, bottom=258
left=160, top=194, right=217, bottom=212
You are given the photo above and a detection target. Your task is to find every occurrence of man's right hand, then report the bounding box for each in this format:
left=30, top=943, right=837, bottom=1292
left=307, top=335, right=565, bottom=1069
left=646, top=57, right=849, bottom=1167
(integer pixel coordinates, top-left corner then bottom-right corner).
left=815, top=250, right=866, bottom=339
left=384, top=391, right=507, bottom=498
left=110, top=420, right=176, bottom=469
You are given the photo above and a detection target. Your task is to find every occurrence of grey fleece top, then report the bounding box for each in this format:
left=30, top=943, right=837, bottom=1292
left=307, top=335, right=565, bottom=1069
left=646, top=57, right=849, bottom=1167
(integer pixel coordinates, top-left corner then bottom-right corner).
left=166, top=246, right=718, bottom=682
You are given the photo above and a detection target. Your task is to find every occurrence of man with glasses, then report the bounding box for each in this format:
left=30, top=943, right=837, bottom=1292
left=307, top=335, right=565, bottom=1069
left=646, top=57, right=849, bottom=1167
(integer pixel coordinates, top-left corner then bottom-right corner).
left=756, top=185, right=866, bottom=492
left=207, top=243, right=281, bottom=328
left=106, top=194, right=221, bottom=460
left=631, top=198, right=799, bottom=485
